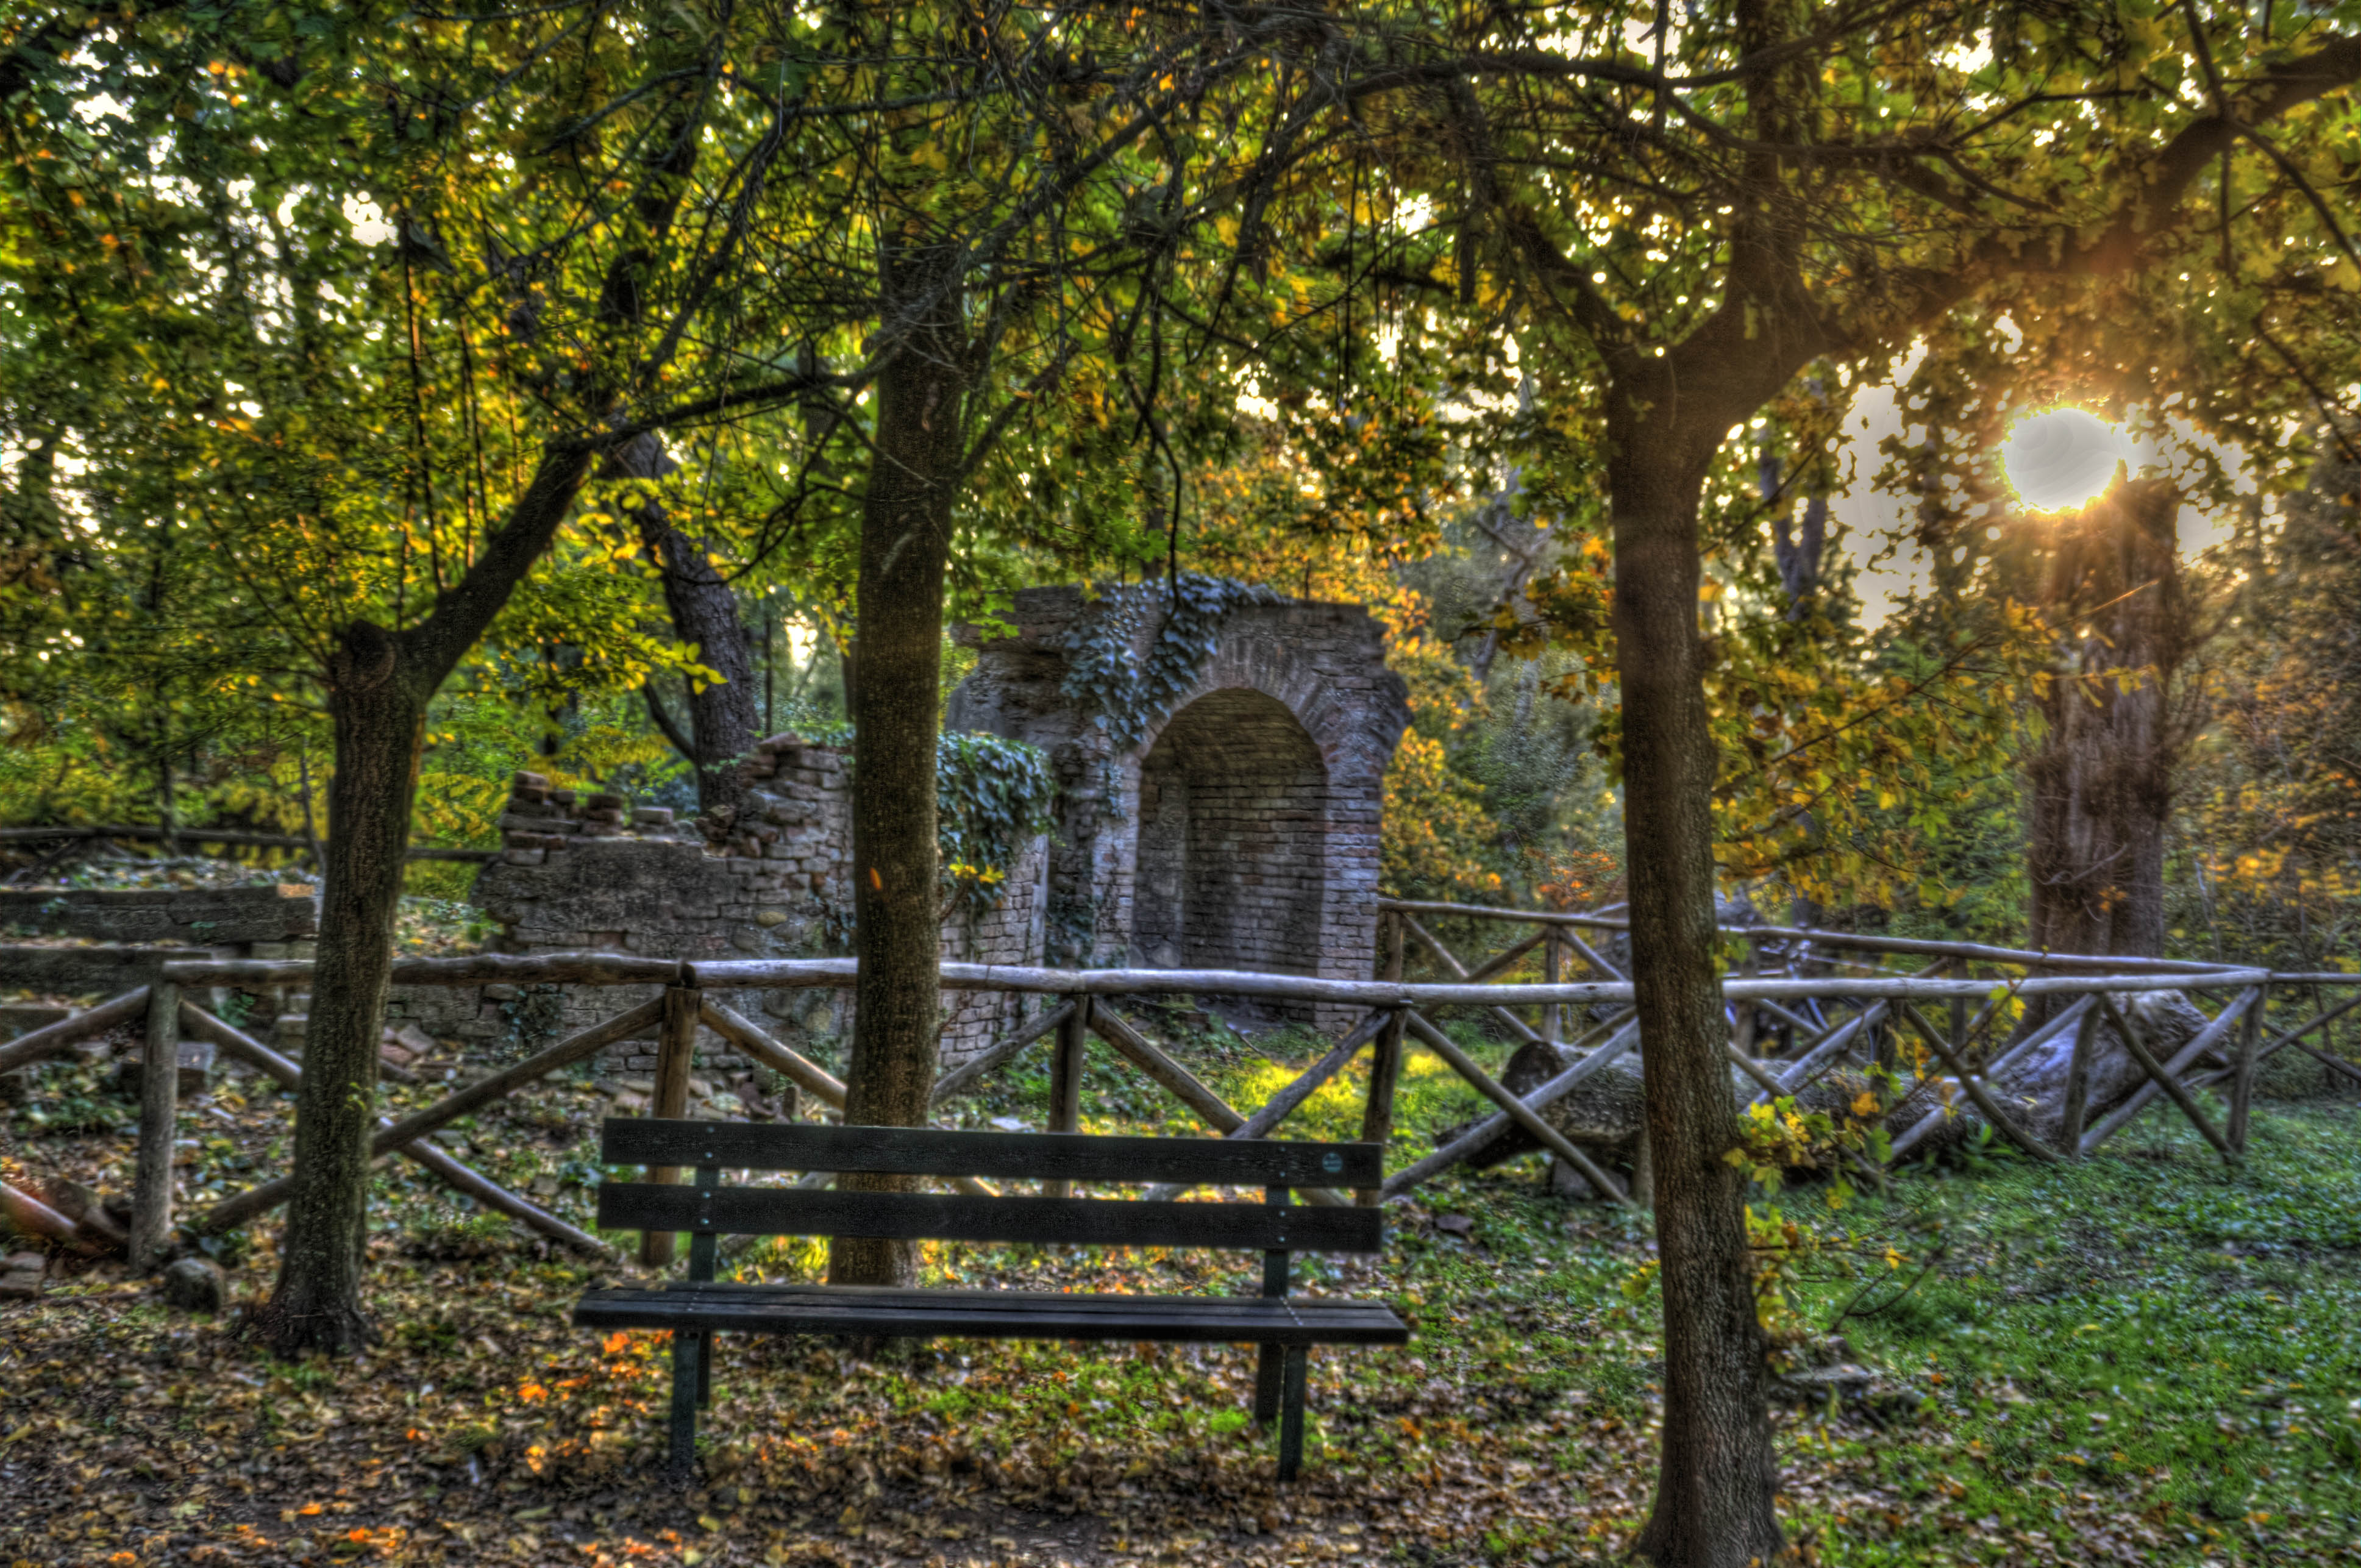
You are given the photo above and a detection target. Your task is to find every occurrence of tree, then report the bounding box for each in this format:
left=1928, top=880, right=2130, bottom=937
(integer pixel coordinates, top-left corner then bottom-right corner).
left=4, top=0, right=864, bottom=1350
left=727, top=2, right=1456, bottom=1286
left=1305, top=3, right=2361, bottom=1558
left=2024, top=480, right=2202, bottom=959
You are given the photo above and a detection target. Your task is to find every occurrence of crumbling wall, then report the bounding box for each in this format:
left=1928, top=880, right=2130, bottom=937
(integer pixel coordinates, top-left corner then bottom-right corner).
left=0, top=883, right=318, bottom=950
left=947, top=585, right=1408, bottom=1028
left=392, top=734, right=1046, bottom=1078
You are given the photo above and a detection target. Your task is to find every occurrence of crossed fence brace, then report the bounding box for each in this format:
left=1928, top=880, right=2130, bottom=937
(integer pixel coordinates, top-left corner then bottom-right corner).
left=3, top=908, right=2356, bottom=1267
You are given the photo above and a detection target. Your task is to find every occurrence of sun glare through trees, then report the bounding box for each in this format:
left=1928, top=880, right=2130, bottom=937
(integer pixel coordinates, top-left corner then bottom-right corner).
left=1997, top=408, right=2139, bottom=515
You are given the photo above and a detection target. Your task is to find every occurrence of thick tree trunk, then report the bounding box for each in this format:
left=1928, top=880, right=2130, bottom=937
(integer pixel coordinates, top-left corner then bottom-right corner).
left=829, top=246, right=969, bottom=1289
left=650, top=521, right=761, bottom=823
left=2026, top=480, right=2188, bottom=961
left=610, top=433, right=761, bottom=825
left=247, top=623, right=422, bottom=1355
left=1612, top=394, right=1787, bottom=1567
left=254, top=445, right=594, bottom=1356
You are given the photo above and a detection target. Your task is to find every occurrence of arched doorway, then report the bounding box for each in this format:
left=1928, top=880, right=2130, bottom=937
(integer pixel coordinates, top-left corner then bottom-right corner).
left=1132, top=689, right=1328, bottom=1011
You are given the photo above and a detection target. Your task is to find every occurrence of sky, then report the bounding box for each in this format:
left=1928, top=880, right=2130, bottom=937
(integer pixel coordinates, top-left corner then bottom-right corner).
left=1836, top=382, right=2244, bottom=627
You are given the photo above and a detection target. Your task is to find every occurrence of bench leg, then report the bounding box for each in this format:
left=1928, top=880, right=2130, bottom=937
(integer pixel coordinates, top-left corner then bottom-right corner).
left=1253, top=1343, right=1284, bottom=1425
left=669, top=1330, right=700, bottom=1475
left=1277, top=1345, right=1309, bottom=1483
left=696, top=1329, right=714, bottom=1408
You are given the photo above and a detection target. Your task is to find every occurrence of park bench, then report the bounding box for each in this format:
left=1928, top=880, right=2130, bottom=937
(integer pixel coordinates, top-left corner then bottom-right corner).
left=574, top=1120, right=1409, bottom=1480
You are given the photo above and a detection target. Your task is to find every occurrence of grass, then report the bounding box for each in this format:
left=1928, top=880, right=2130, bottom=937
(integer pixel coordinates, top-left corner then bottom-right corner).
left=2, top=1010, right=2357, bottom=1566
left=1766, top=1099, right=2361, bottom=1564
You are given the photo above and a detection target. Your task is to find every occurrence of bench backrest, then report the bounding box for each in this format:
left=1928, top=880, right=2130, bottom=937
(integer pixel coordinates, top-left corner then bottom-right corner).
left=597, top=1119, right=1384, bottom=1255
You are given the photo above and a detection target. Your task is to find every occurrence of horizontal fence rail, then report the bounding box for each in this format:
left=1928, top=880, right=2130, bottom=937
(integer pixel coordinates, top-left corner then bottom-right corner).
left=152, top=953, right=2289, bottom=1002
left=4, top=896, right=2358, bottom=1258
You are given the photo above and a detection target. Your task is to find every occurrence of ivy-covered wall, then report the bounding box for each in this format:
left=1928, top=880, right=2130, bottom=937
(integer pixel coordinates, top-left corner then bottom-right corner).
left=947, top=582, right=1409, bottom=1030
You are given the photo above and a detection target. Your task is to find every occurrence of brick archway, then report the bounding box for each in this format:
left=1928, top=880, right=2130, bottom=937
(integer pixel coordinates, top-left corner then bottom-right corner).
left=1134, top=688, right=1328, bottom=1002
left=949, top=586, right=1409, bottom=1028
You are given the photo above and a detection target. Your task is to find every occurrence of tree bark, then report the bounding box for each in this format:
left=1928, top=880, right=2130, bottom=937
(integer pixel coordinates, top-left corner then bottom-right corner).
left=828, top=243, right=970, bottom=1289
left=609, top=433, right=762, bottom=826
left=252, top=446, right=594, bottom=1356
left=246, top=621, right=423, bottom=1354
left=1612, top=379, right=1787, bottom=1568
left=2026, top=480, right=2189, bottom=961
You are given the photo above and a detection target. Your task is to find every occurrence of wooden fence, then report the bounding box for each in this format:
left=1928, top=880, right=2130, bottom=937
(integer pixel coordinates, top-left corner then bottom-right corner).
left=2, top=907, right=2357, bottom=1266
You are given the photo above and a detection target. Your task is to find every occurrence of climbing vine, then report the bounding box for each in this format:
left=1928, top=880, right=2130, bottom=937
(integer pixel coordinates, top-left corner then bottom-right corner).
left=1060, top=574, right=1288, bottom=747
left=936, top=732, right=1058, bottom=919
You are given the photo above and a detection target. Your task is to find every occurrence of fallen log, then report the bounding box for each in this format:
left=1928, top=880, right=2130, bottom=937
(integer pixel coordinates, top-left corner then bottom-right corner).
left=1898, top=1003, right=2059, bottom=1165
left=2098, top=995, right=2236, bottom=1161
left=1886, top=997, right=2101, bottom=1161
left=0, top=1183, right=90, bottom=1251
left=2079, top=988, right=2263, bottom=1155
left=1381, top=1018, right=1641, bottom=1202
left=1401, top=1011, right=1636, bottom=1206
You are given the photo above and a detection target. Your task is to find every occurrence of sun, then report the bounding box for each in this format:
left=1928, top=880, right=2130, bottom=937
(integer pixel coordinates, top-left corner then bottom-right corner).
left=1998, top=407, right=2134, bottom=513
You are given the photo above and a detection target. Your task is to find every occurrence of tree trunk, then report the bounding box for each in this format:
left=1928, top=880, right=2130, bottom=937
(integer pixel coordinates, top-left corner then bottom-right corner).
left=829, top=246, right=970, bottom=1289
left=2026, top=480, right=2188, bottom=961
left=1612, top=389, right=1787, bottom=1568
left=610, top=433, right=761, bottom=826
left=247, top=622, right=422, bottom=1355
left=253, top=445, right=594, bottom=1356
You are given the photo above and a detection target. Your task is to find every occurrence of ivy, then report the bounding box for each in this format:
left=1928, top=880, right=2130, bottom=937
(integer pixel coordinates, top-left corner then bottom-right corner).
left=935, top=731, right=1059, bottom=919
left=1059, top=574, right=1288, bottom=747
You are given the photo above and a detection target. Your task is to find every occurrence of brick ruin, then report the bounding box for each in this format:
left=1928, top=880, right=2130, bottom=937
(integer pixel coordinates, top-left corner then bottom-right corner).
left=386, top=738, right=1049, bottom=1095
left=1, top=587, right=1406, bottom=1101
left=949, top=585, right=1409, bottom=1033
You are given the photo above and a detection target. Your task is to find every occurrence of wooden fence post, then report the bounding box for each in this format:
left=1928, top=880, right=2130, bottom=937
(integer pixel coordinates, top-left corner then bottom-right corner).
left=1540, top=928, right=1562, bottom=1047
left=129, top=978, right=180, bottom=1270
left=2229, top=983, right=2265, bottom=1153
left=1045, top=994, right=1091, bottom=1197
left=2059, top=999, right=2102, bottom=1158
left=1360, top=915, right=1408, bottom=1206
left=1732, top=937, right=1760, bottom=1060
left=641, top=984, right=700, bottom=1268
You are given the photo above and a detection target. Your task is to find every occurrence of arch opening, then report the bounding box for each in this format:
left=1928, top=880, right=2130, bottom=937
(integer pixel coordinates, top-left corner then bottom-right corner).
left=1132, top=689, right=1328, bottom=1013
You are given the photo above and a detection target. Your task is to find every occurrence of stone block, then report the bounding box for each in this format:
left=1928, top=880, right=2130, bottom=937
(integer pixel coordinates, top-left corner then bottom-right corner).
left=0, top=1255, right=43, bottom=1301
left=160, top=1256, right=226, bottom=1313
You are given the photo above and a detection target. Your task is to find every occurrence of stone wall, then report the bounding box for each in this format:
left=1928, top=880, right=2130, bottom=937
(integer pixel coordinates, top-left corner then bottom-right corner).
left=0, top=883, right=318, bottom=949
left=946, top=586, right=1408, bottom=1029
left=231, top=582, right=1401, bottom=1081
left=387, top=735, right=1049, bottom=1080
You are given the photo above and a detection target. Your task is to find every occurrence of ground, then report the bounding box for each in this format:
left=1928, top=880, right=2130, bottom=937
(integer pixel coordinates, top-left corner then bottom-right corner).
left=2, top=1006, right=2357, bottom=1567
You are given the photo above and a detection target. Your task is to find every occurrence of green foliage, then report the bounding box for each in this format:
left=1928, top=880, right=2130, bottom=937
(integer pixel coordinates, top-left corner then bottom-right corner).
left=935, top=732, right=1058, bottom=919
left=1058, top=575, right=1289, bottom=747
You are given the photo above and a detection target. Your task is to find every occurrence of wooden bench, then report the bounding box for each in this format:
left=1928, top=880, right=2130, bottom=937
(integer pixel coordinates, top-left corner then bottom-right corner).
left=574, top=1120, right=1408, bottom=1480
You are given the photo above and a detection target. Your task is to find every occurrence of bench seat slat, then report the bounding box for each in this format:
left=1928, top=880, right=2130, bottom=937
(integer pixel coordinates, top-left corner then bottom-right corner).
left=575, top=1284, right=1410, bottom=1346
left=599, top=1120, right=1381, bottom=1187
left=597, top=1184, right=1384, bottom=1253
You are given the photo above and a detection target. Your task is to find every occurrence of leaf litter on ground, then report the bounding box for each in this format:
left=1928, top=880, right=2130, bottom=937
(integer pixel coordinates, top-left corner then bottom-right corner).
left=1, top=1014, right=2357, bottom=1567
